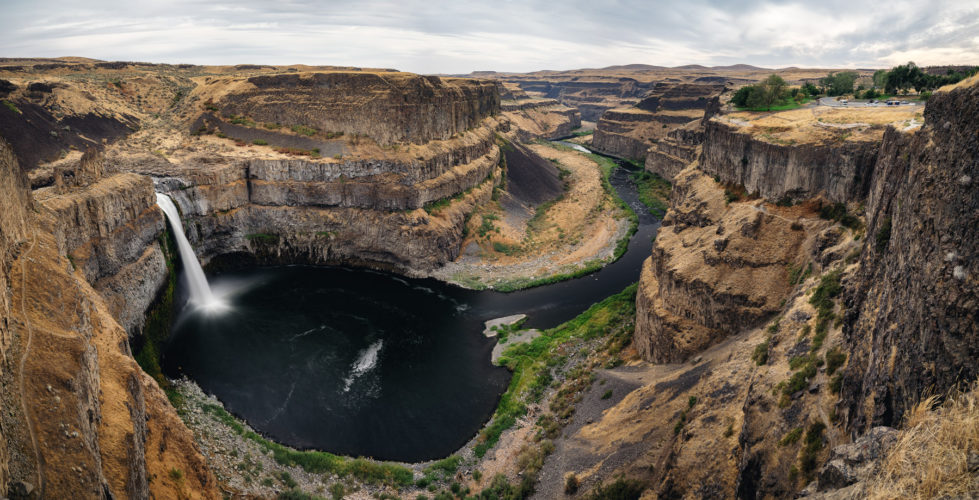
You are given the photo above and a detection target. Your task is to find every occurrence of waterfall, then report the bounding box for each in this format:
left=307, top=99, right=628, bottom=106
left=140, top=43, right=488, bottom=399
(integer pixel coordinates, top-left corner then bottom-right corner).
left=155, top=193, right=225, bottom=311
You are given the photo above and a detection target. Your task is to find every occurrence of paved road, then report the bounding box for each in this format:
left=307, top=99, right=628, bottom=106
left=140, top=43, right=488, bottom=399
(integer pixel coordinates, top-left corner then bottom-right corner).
left=818, top=96, right=919, bottom=108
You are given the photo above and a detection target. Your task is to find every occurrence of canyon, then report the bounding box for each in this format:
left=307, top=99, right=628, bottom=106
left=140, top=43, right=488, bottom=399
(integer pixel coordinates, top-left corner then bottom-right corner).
left=0, top=57, right=975, bottom=500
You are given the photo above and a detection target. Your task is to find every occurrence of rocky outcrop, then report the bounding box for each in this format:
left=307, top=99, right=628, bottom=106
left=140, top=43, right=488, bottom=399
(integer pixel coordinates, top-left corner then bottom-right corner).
left=634, top=165, right=827, bottom=362
left=592, top=84, right=724, bottom=163
left=501, top=98, right=581, bottom=140
left=32, top=149, right=166, bottom=335
left=700, top=120, right=880, bottom=204
left=206, top=72, right=499, bottom=145
left=644, top=124, right=704, bottom=180
left=644, top=96, right=722, bottom=181
left=0, top=138, right=218, bottom=499
left=0, top=138, right=32, bottom=493
left=839, top=77, right=979, bottom=433
left=144, top=126, right=502, bottom=275
left=592, top=109, right=660, bottom=161
left=501, top=76, right=653, bottom=121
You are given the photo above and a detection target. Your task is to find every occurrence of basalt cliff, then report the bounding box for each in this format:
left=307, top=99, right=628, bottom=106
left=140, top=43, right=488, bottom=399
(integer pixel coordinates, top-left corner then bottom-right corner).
left=0, top=60, right=578, bottom=498
left=611, top=76, right=977, bottom=498
left=0, top=58, right=976, bottom=500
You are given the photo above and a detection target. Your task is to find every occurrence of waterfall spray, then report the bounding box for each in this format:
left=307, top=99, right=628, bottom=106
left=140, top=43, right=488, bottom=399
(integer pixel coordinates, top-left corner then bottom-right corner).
left=156, top=193, right=226, bottom=311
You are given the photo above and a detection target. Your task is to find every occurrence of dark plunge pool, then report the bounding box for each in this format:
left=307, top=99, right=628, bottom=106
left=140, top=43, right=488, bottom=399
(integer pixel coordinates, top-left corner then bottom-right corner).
left=162, top=156, right=660, bottom=462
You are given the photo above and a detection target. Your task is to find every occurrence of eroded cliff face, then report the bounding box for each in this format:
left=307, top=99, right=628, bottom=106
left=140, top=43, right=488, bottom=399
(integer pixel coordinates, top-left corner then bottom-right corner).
left=202, top=72, right=499, bottom=145
left=32, top=149, right=166, bottom=335
left=839, top=78, right=979, bottom=433
left=500, top=98, right=581, bottom=140
left=0, top=138, right=33, bottom=493
left=502, top=76, right=653, bottom=121
left=700, top=119, right=880, bottom=203
left=622, top=76, right=979, bottom=499
left=644, top=96, right=721, bottom=181
left=0, top=138, right=218, bottom=499
left=592, top=83, right=724, bottom=164
left=143, top=123, right=502, bottom=275
left=634, top=164, right=830, bottom=362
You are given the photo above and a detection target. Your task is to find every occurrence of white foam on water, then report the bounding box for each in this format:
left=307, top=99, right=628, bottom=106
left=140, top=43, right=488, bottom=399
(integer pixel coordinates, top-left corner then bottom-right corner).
left=342, top=340, right=383, bottom=393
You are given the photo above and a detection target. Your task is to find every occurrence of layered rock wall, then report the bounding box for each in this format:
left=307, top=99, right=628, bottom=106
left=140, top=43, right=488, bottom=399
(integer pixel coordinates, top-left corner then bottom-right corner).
left=592, top=84, right=724, bottom=163
left=634, top=165, right=825, bottom=361
left=504, top=77, right=653, bottom=121
left=146, top=126, right=502, bottom=275
left=0, top=138, right=218, bottom=499
left=700, top=120, right=879, bottom=203
left=210, top=72, right=499, bottom=145
left=500, top=99, right=581, bottom=140
left=644, top=96, right=722, bottom=181
left=32, top=149, right=166, bottom=335
left=839, top=78, right=979, bottom=432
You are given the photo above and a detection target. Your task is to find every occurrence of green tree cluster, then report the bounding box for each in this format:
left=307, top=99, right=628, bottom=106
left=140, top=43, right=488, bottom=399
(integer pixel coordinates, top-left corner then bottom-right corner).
left=885, top=62, right=978, bottom=94
left=731, top=74, right=799, bottom=110
left=819, top=71, right=858, bottom=96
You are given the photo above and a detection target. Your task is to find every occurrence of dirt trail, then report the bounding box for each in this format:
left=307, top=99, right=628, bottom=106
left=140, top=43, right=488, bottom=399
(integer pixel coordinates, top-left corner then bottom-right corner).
left=16, top=230, right=43, bottom=495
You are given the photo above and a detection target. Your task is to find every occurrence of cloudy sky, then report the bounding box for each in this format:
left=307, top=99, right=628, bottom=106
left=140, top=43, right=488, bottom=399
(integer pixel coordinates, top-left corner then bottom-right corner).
left=3, top=0, right=978, bottom=74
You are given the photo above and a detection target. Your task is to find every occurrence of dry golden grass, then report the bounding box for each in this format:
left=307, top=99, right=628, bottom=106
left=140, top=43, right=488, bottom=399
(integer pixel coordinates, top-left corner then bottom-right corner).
left=867, top=381, right=979, bottom=499
left=940, top=73, right=979, bottom=92
left=720, top=104, right=919, bottom=145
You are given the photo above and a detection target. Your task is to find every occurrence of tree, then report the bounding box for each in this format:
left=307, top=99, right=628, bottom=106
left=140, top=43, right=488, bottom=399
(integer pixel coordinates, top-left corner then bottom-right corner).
left=820, top=71, right=858, bottom=96
left=731, top=85, right=754, bottom=107
left=885, top=62, right=924, bottom=94
left=872, top=69, right=888, bottom=89
left=745, top=86, right=767, bottom=109
left=761, top=74, right=788, bottom=109
left=801, top=82, right=820, bottom=96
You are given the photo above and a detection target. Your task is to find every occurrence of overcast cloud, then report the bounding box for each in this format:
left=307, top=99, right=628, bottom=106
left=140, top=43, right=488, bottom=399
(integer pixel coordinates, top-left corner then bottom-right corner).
left=2, top=0, right=978, bottom=73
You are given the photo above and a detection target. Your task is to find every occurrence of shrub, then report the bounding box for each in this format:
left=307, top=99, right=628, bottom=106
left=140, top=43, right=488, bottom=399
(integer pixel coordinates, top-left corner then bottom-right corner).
left=825, top=347, right=846, bottom=375
left=277, top=471, right=298, bottom=488
left=2, top=100, right=21, bottom=114
left=601, top=389, right=613, bottom=400
left=329, top=482, right=345, bottom=500
left=582, top=478, right=645, bottom=500
left=291, top=124, right=317, bottom=136
left=818, top=202, right=861, bottom=230
left=799, top=421, right=826, bottom=477
left=565, top=473, right=580, bottom=494
left=752, top=339, right=770, bottom=366
left=252, top=139, right=268, bottom=145
left=780, top=427, right=803, bottom=446
left=724, top=189, right=741, bottom=204
left=809, top=269, right=843, bottom=320
left=492, top=241, right=520, bottom=255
